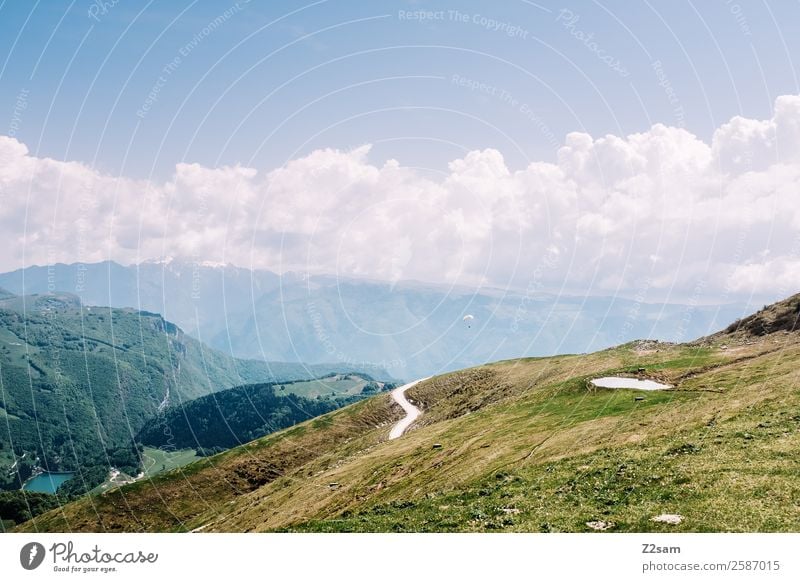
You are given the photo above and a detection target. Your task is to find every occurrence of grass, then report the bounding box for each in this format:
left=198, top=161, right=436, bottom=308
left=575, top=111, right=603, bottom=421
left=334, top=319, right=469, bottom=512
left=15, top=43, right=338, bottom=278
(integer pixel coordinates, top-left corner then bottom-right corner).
left=16, top=332, right=800, bottom=533
left=141, top=447, right=200, bottom=478
left=287, top=403, right=800, bottom=532
left=278, top=375, right=369, bottom=399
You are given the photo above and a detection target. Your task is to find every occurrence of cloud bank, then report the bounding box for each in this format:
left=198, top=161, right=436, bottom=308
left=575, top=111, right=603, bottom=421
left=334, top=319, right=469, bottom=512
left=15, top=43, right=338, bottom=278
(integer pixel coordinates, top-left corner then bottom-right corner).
left=2, top=95, right=800, bottom=300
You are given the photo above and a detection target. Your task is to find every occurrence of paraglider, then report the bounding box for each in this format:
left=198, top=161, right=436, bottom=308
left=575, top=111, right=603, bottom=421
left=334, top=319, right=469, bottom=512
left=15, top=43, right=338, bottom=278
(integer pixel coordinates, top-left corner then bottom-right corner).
left=463, top=314, right=475, bottom=329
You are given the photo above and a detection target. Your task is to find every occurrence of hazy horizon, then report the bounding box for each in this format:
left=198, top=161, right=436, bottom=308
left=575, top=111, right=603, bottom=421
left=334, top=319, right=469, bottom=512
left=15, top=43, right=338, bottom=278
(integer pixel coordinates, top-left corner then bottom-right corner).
left=0, top=255, right=775, bottom=308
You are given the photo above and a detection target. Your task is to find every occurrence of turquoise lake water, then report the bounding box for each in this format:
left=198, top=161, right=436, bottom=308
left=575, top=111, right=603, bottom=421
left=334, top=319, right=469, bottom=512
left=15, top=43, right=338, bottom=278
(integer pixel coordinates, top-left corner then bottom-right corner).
left=22, top=472, right=74, bottom=493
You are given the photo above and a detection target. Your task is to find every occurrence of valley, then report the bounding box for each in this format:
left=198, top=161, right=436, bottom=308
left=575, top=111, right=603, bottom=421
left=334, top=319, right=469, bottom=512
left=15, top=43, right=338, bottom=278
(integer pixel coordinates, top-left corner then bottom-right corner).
left=0, top=288, right=394, bottom=529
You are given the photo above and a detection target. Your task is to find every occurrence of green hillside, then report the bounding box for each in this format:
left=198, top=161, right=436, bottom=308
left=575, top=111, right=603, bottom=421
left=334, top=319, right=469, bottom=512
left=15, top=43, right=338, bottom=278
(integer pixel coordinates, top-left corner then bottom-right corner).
left=136, top=375, right=393, bottom=452
left=0, top=292, right=392, bottom=495
left=16, top=293, right=800, bottom=533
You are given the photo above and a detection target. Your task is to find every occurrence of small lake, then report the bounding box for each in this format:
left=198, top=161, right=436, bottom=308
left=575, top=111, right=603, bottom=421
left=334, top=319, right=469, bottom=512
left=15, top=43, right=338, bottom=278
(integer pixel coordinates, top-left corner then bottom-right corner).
left=591, top=377, right=672, bottom=391
left=22, top=471, right=75, bottom=494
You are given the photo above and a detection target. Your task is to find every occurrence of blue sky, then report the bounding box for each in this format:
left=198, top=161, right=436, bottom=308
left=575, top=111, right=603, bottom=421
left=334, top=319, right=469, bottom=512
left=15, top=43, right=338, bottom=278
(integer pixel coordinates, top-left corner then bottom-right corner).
left=2, top=0, right=799, bottom=178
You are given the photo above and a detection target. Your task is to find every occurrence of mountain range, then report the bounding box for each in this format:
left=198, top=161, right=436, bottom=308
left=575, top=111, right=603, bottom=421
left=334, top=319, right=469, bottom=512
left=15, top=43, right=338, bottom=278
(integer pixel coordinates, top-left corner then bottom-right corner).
left=0, top=259, right=756, bottom=378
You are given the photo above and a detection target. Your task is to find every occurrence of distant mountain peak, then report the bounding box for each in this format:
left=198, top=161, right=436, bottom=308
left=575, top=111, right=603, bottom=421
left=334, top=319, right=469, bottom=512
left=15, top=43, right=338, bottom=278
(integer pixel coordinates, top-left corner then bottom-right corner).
left=140, top=255, right=176, bottom=266
left=137, top=256, right=234, bottom=270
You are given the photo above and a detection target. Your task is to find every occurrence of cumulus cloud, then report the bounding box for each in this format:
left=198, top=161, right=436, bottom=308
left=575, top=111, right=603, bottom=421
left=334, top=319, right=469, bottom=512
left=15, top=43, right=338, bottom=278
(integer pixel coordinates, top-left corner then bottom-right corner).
left=2, top=95, right=800, bottom=299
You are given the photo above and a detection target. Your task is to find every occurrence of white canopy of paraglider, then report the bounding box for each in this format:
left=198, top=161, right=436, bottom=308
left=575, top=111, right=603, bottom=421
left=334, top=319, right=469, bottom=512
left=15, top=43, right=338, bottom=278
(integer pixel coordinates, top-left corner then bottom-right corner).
left=463, top=314, right=474, bottom=328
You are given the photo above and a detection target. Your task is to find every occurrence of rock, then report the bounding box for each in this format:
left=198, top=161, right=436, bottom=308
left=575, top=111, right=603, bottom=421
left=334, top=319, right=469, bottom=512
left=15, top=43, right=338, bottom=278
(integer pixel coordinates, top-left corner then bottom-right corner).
left=432, top=443, right=443, bottom=449
left=651, top=513, right=683, bottom=525
left=635, top=396, right=646, bottom=401
left=586, top=520, right=615, bottom=531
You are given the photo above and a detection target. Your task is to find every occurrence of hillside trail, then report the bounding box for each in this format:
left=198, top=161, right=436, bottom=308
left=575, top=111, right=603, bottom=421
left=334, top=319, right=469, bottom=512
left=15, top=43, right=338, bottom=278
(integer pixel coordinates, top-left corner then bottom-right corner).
left=389, top=377, right=430, bottom=439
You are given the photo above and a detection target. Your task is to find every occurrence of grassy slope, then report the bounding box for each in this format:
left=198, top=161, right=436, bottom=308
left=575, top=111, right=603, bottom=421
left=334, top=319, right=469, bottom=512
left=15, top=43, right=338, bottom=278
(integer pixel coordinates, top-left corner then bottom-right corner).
left=141, top=447, right=200, bottom=478
left=17, top=297, right=800, bottom=532
left=277, top=375, right=369, bottom=399
left=19, top=394, right=398, bottom=532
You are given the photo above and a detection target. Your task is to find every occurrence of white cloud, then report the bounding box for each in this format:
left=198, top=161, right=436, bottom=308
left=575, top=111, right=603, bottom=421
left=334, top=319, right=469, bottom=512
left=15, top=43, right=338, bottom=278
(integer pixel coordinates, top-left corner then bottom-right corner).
left=2, top=95, right=800, bottom=300
left=727, top=257, right=800, bottom=295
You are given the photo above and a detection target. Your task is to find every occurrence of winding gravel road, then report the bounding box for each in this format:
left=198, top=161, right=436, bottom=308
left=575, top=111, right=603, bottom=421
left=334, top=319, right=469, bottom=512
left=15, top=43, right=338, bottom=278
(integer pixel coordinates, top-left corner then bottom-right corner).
left=389, top=377, right=431, bottom=439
